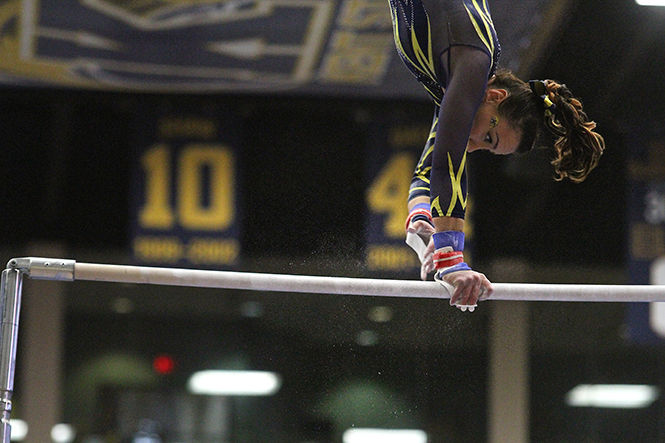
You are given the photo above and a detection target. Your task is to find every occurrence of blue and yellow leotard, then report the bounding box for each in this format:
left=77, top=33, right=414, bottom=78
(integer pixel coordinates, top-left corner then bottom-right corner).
left=389, top=0, right=500, bottom=219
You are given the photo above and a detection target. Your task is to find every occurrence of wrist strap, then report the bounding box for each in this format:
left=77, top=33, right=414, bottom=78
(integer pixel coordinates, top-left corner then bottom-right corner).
left=433, top=250, right=464, bottom=268
left=432, top=231, right=465, bottom=251
left=405, top=203, right=433, bottom=229
left=432, top=231, right=470, bottom=275
left=436, top=261, right=472, bottom=277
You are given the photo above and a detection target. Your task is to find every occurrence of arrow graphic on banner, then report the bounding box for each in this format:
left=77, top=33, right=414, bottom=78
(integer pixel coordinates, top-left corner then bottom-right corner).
left=38, top=27, right=121, bottom=51
left=12, top=0, right=335, bottom=87
left=207, top=38, right=301, bottom=60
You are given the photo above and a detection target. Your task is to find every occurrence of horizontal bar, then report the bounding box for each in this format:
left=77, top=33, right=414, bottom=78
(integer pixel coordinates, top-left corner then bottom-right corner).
left=71, top=261, right=665, bottom=303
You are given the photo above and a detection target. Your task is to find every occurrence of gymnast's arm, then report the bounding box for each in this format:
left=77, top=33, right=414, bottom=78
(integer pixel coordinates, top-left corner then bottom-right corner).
left=430, top=46, right=494, bottom=307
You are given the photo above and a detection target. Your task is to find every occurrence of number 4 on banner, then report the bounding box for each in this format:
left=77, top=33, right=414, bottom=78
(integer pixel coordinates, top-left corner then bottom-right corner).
left=366, top=152, right=413, bottom=239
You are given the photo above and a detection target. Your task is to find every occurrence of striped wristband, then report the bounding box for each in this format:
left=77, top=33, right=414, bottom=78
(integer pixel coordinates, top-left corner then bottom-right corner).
left=405, top=203, right=433, bottom=230
left=433, top=231, right=471, bottom=276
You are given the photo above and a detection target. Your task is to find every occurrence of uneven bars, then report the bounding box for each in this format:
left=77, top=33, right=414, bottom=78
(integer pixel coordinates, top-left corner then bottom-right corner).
left=10, top=258, right=665, bottom=303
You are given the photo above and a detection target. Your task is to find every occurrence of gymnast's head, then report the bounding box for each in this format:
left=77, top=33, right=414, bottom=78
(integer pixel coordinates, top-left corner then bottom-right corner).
left=466, top=69, right=606, bottom=183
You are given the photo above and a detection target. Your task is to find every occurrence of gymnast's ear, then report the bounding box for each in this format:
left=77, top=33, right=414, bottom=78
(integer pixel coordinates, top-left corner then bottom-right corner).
left=484, top=87, right=508, bottom=104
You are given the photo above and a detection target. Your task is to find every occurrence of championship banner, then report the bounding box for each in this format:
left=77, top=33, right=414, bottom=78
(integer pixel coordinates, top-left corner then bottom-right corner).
left=0, top=0, right=416, bottom=97
left=131, top=108, right=240, bottom=269
left=626, top=131, right=665, bottom=342
left=364, top=117, right=465, bottom=277
left=364, top=118, right=427, bottom=276
left=0, top=0, right=549, bottom=97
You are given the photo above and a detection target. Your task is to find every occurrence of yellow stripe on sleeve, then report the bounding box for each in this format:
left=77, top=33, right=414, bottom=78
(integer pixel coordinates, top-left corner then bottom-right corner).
left=445, top=151, right=468, bottom=217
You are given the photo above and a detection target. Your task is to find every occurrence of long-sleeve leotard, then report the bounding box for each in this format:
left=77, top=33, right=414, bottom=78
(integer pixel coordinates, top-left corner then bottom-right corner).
left=389, top=0, right=500, bottom=219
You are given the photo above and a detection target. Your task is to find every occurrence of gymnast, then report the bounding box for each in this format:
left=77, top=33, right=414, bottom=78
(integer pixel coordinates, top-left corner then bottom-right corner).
left=391, top=0, right=605, bottom=310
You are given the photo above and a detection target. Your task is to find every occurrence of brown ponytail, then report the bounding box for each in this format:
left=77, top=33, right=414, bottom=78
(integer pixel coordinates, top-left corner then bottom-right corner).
left=490, top=69, right=605, bottom=183
left=543, top=80, right=605, bottom=183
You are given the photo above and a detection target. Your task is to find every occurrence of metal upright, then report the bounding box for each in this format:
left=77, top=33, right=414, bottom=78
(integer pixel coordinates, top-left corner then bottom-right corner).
left=0, top=258, right=74, bottom=443
left=0, top=264, right=23, bottom=443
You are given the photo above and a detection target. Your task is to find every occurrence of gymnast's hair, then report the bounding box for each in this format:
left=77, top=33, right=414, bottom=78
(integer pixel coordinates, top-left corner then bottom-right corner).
left=489, top=69, right=605, bottom=183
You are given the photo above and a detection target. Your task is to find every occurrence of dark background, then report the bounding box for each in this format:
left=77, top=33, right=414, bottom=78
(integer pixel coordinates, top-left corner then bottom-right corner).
left=3, top=1, right=665, bottom=442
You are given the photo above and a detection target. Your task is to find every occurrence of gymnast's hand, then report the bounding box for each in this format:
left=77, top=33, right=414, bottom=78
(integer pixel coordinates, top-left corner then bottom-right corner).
left=441, top=270, right=493, bottom=311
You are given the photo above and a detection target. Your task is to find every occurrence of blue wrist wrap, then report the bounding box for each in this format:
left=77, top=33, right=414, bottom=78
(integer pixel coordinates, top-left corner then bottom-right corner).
left=407, top=203, right=433, bottom=227
left=411, top=203, right=430, bottom=211
left=437, top=262, right=472, bottom=277
left=432, top=231, right=465, bottom=251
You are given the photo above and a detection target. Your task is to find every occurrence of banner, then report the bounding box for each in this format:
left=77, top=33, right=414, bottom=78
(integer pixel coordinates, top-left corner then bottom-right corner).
left=626, top=130, right=665, bottom=342
left=0, top=0, right=414, bottom=96
left=364, top=119, right=425, bottom=276
left=131, top=108, right=241, bottom=269
left=0, top=0, right=549, bottom=97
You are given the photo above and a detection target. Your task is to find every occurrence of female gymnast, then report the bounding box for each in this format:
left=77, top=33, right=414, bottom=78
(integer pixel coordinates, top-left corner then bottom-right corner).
left=391, top=0, right=605, bottom=310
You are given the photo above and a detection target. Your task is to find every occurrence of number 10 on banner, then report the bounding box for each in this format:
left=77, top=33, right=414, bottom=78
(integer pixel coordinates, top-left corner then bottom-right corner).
left=139, top=143, right=235, bottom=231
left=133, top=143, right=239, bottom=267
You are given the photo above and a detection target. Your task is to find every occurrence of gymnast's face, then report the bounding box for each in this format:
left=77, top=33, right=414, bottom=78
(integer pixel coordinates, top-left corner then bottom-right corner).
left=467, top=88, right=521, bottom=155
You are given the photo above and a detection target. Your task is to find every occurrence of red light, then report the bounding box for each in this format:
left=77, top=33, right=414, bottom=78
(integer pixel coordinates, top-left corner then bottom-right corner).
left=153, top=354, right=175, bottom=375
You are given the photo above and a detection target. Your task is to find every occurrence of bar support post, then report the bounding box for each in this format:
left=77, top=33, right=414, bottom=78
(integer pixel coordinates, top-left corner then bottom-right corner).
left=0, top=268, right=24, bottom=443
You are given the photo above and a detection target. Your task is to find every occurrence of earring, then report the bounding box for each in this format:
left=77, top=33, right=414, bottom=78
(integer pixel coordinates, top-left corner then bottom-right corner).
left=490, top=116, right=499, bottom=128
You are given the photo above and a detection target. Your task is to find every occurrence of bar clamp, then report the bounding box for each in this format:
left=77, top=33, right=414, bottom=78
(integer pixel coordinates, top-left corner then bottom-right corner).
left=6, top=257, right=75, bottom=281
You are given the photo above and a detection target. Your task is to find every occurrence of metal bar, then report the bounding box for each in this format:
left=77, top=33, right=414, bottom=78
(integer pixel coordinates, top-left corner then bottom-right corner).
left=71, top=261, right=665, bottom=303
left=4, top=257, right=664, bottom=303
left=0, top=269, right=24, bottom=443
